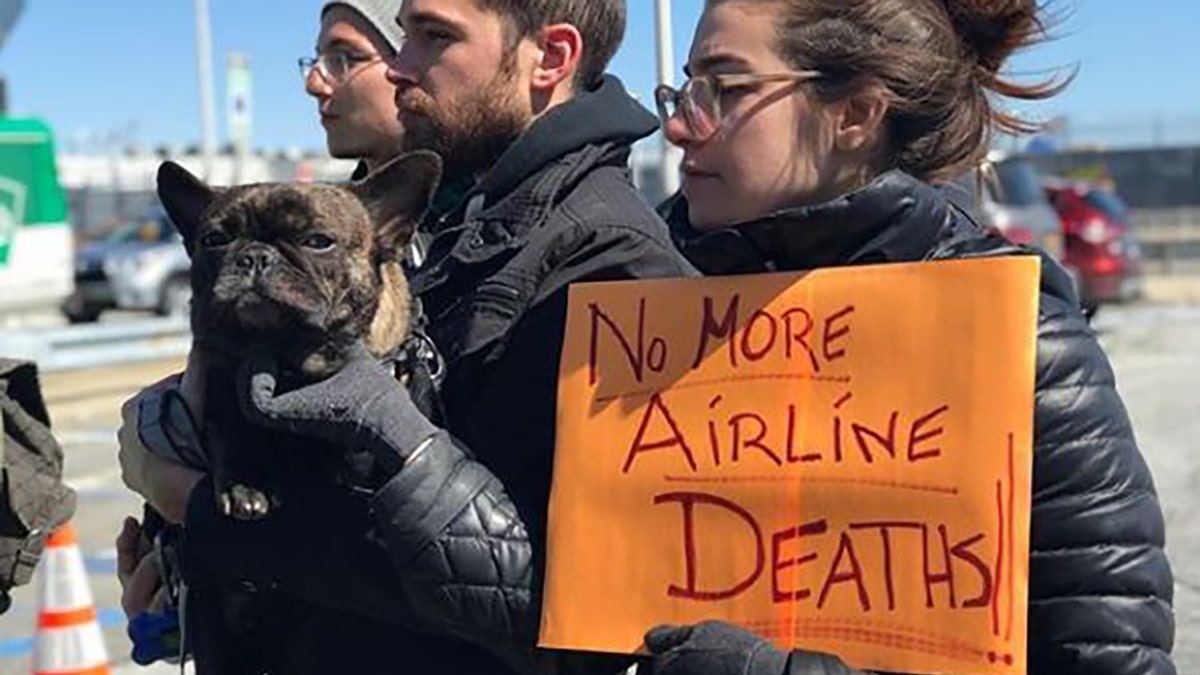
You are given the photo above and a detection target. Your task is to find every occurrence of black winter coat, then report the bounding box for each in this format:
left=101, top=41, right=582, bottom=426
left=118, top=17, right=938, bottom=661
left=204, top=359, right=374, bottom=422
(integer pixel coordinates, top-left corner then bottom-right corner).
left=662, top=170, right=1176, bottom=675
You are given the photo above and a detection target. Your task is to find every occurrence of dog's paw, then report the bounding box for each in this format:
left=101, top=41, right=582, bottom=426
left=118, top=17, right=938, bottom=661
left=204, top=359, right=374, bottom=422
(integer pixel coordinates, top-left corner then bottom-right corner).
left=219, top=484, right=274, bottom=521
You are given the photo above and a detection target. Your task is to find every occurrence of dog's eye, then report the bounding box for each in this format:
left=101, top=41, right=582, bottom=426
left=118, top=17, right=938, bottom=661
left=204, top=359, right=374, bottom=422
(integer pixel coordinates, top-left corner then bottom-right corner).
left=200, top=230, right=233, bottom=248
left=302, top=234, right=337, bottom=251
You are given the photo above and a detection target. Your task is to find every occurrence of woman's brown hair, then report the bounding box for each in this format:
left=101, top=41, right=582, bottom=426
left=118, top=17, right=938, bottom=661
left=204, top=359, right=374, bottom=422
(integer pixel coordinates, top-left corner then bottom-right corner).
left=753, top=0, right=1069, bottom=182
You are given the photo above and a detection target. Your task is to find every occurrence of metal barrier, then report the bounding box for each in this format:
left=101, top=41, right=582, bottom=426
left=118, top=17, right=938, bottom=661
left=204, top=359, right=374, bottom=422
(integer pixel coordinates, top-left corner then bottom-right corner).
left=0, top=317, right=191, bottom=372
left=1135, top=208, right=1200, bottom=272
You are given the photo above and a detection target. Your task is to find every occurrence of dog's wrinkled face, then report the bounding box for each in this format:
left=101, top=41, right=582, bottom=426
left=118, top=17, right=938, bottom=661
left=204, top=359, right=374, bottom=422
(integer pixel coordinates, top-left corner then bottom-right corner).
left=156, top=152, right=441, bottom=377
left=189, top=186, right=375, bottom=342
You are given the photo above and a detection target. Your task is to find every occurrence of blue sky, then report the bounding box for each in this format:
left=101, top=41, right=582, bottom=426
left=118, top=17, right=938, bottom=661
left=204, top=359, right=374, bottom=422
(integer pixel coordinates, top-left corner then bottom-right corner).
left=1, top=1, right=1197, bottom=153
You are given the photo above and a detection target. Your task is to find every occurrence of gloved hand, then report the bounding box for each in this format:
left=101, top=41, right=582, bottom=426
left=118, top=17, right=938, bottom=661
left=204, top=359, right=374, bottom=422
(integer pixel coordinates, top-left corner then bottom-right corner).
left=644, top=621, right=864, bottom=675
left=237, top=343, right=439, bottom=481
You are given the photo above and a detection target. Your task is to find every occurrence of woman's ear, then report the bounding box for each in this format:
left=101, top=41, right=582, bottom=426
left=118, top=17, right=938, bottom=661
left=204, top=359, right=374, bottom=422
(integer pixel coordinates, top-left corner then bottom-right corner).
left=831, top=86, right=891, bottom=154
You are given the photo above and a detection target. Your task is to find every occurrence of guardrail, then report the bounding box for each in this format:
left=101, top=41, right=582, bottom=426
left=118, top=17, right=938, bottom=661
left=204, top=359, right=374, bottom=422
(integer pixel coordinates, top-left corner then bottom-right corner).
left=1135, top=208, right=1200, bottom=272
left=0, top=317, right=191, bottom=373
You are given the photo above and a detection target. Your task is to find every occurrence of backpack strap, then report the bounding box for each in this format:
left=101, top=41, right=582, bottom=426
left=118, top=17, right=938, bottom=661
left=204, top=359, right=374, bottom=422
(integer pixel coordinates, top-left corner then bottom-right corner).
left=0, top=360, right=76, bottom=594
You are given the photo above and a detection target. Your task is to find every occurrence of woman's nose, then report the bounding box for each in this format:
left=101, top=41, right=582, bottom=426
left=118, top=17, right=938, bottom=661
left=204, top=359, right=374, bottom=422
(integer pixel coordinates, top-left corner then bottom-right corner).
left=663, top=113, right=696, bottom=149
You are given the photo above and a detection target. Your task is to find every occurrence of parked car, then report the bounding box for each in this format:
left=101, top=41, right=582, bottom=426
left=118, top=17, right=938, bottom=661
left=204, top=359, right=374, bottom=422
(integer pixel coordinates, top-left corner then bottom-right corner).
left=975, top=152, right=1065, bottom=260
left=61, top=210, right=191, bottom=323
left=1044, top=180, right=1143, bottom=315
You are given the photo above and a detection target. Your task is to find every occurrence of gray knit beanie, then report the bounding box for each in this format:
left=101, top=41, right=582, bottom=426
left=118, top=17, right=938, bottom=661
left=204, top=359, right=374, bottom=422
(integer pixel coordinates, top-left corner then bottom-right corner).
left=322, top=0, right=406, bottom=53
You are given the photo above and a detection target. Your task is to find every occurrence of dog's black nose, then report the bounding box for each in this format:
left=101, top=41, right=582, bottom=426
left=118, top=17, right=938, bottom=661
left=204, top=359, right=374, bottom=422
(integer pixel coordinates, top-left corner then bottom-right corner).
left=237, top=249, right=272, bottom=272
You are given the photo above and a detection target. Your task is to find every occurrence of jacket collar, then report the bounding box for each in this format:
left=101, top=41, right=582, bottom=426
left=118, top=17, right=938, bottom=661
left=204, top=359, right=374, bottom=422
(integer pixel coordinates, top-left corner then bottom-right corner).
left=668, top=170, right=956, bottom=275
left=412, top=75, right=659, bottom=295
left=472, top=74, right=658, bottom=207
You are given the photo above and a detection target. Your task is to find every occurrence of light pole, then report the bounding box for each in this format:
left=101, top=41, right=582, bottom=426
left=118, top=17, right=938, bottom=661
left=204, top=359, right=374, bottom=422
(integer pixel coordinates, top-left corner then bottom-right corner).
left=194, top=0, right=218, bottom=181
left=654, top=0, right=681, bottom=196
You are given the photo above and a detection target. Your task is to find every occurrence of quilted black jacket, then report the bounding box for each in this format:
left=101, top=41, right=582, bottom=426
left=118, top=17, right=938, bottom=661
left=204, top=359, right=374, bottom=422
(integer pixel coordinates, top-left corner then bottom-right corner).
left=662, top=171, right=1176, bottom=675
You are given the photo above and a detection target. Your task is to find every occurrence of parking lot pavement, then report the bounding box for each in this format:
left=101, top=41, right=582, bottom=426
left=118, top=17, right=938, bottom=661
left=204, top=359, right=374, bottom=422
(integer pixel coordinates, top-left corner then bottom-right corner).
left=1093, top=304, right=1200, bottom=668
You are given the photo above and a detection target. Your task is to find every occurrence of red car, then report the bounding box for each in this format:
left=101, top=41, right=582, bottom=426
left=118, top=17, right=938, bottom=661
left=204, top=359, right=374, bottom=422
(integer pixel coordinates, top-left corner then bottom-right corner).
left=1044, top=180, right=1143, bottom=315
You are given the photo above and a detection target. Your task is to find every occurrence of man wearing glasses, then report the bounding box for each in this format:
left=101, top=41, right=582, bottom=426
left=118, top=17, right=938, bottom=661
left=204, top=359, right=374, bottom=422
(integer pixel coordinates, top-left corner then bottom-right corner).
left=302, top=1, right=407, bottom=179
left=304, top=1, right=453, bottom=268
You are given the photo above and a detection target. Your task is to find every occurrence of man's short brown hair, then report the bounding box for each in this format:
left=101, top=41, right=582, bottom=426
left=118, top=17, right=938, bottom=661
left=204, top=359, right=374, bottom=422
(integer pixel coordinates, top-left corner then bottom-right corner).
left=480, top=0, right=625, bottom=89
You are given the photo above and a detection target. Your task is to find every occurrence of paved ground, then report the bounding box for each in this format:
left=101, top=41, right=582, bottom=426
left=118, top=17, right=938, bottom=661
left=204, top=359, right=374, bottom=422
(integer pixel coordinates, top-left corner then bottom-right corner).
left=0, top=298, right=1197, bottom=673
left=1092, top=304, right=1200, bottom=670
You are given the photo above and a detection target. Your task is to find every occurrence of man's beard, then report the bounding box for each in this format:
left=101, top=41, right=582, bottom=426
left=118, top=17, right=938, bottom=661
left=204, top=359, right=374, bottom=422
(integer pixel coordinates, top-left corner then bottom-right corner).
left=399, top=70, right=528, bottom=184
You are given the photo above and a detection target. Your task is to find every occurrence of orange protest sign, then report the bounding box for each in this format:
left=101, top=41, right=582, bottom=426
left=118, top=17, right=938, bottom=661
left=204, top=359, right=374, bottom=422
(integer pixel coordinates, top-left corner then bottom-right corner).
left=540, top=257, right=1040, bottom=675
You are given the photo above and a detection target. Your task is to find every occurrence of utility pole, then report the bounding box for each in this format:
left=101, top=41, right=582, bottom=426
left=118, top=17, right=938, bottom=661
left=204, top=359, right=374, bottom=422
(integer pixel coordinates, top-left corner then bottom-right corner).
left=194, top=0, right=218, bottom=181
left=654, top=0, right=680, bottom=196
left=227, top=52, right=253, bottom=185
left=0, top=1, right=27, bottom=117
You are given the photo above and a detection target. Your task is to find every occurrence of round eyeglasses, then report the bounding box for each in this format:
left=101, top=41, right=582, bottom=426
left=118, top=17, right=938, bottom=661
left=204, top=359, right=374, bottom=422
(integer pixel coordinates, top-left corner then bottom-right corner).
left=655, top=70, right=825, bottom=141
left=298, top=52, right=386, bottom=84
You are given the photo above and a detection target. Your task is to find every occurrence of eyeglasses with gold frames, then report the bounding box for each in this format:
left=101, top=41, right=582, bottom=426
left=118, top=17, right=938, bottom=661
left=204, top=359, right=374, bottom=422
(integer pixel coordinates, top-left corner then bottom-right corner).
left=655, top=70, right=825, bottom=140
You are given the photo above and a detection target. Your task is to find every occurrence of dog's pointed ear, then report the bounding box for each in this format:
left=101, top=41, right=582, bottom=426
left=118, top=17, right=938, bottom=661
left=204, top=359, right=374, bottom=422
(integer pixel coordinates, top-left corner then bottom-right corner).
left=350, top=151, right=443, bottom=255
left=157, top=161, right=216, bottom=251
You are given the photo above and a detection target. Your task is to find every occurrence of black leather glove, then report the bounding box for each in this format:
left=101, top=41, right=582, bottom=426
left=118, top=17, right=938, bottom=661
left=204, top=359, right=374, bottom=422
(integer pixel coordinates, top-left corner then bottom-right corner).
left=237, top=344, right=439, bottom=480
left=644, top=621, right=864, bottom=675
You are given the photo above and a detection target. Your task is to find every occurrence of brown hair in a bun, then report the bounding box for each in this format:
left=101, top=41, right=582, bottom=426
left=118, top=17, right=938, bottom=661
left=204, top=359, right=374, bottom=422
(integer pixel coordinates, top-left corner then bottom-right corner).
left=943, top=0, right=1046, bottom=74
left=745, top=0, right=1070, bottom=181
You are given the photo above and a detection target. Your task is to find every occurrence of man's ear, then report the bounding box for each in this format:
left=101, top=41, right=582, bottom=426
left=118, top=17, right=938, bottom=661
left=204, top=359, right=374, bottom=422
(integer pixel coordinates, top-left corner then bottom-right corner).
left=157, top=162, right=216, bottom=252
left=531, top=23, right=583, bottom=93
left=350, top=151, right=443, bottom=255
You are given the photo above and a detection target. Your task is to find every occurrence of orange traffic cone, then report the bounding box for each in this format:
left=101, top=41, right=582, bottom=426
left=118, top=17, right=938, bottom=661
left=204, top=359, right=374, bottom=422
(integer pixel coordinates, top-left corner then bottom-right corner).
left=32, top=523, right=111, bottom=675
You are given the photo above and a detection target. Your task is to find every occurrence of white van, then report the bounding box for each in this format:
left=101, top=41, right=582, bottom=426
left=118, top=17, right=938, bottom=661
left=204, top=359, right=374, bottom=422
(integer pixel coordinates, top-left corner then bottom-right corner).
left=0, top=118, right=74, bottom=314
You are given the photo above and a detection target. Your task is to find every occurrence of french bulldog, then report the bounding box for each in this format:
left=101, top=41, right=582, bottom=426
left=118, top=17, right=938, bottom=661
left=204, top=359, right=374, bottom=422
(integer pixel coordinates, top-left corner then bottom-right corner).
left=155, top=151, right=442, bottom=521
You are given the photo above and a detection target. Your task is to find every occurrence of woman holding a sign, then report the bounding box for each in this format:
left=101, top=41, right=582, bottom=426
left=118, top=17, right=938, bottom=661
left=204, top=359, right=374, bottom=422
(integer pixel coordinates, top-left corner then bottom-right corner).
left=646, top=1, right=1175, bottom=675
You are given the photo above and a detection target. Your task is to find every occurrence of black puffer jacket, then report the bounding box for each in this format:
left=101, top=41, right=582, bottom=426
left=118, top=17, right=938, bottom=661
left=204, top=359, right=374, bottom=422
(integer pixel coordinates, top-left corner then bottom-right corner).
left=661, top=170, right=1176, bottom=675
left=177, top=76, right=696, bottom=675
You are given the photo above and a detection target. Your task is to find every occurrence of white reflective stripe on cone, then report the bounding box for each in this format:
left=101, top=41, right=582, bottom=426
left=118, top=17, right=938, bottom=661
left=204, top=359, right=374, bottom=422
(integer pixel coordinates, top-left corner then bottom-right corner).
left=32, top=624, right=109, bottom=673
left=37, top=546, right=96, bottom=612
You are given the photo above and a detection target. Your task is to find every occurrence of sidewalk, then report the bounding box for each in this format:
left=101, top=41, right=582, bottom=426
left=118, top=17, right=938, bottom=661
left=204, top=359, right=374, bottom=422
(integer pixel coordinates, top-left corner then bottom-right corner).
left=1143, top=272, right=1200, bottom=304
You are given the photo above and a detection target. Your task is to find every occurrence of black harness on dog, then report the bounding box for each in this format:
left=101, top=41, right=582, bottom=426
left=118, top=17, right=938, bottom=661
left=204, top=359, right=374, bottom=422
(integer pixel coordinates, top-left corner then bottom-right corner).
left=384, top=296, right=447, bottom=427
